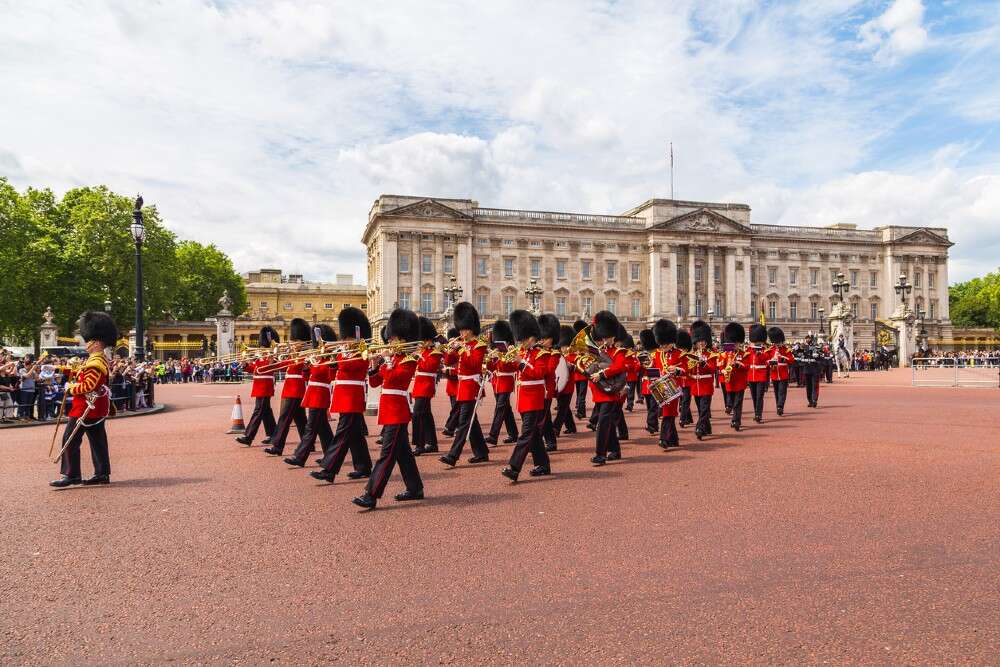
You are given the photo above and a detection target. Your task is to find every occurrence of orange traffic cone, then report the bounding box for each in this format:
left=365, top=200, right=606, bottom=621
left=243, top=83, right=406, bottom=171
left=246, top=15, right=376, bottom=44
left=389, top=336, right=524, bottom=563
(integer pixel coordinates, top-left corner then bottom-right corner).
left=226, top=396, right=246, bottom=434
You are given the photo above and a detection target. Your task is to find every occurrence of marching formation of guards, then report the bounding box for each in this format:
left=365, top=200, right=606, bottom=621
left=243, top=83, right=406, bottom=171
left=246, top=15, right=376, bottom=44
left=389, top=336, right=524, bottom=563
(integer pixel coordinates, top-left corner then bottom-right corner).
left=226, top=302, right=823, bottom=510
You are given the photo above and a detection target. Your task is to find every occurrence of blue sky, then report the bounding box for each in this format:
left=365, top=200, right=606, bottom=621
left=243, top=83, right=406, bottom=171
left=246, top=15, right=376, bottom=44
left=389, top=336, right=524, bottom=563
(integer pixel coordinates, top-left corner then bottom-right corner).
left=1, top=0, right=998, bottom=284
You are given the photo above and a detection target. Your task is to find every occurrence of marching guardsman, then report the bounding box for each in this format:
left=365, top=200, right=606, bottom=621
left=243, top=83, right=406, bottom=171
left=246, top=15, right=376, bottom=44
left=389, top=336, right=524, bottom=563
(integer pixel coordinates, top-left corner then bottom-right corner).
left=501, top=310, right=551, bottom=482
left=411, top=317, right=443, bottom=455
left=484, top=319, right=519, bottom=446
left=638, top=328, right=660, bottom=434
left=676, top=329, right=694, bottom=427
left=796, top=333, right=822, bottom=408
left=572, top=319, right=589, bottom=419
left=537, top=314, right=561, bottom=452
left=746, top=324, right=770, bottom=423
left=688, top=320, right=718, bottom=441
left=624, top=335, right=640, bottom=412
left=305, top=308, right=374, bottom=478
left=613, top=327, right=631, bottom=442
left=768, top=327, right=793, bottom=415
left=284, top=324, right=337, bottom=464
left=262, top=318, right=310, bottom=456
left=656, top=319, right=684, bottom=449
left=440, top=302, right=490, bottom=467
left=720, top=322, right=750, bottom=431
left=552, top=325, right=578, bottom=437
left=236, top=325, right=280, bottom=446
left=50, top=311, right=117, bottom=487
left=589, top=311, right=627, bottom=466
left=351, top=308, right=424, bottom=510
left=441, top=327, right=460, bottom=438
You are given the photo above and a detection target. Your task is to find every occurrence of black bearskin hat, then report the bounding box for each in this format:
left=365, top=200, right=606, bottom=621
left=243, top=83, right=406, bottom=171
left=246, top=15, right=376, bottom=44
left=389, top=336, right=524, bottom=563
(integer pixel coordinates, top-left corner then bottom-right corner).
left=622, top=333, right=635, bottom=349
left=289, top=318, right=311, bottom=343
left=749, top=323, right=768, bottom=344
left=509, top=309, right=541, bottom=343
left=538, top=314, right=560, bottom=343
left=639, top=329, right=657, bottom=352
left=491, top=319, right=514, bottom=347
left=259, top=325, right=280, bottom=347
left=379, top=326, right=388, bottom=344
left=385, top=308, right=420, bottom=343
left=418, top=316, right=438, bottom=342
left=453, top=301, right=480, bottom=335
left=316, top=323, right=337, bottom=343
left=338, top=306, right=372, bottom=341
left=447, top=327, right=458, bottom=340
left=723, top=322, right=745, bottom=345
left=677, top=330, right=693, bottom=351
left=572, top=319, right=588, bottom=334
left=78, top=311, right=118, bottom=348
left=592, top=310, right=619, bottom=340
left=653, top=319, right=677, bottom=347
left=768, top=326, right=786, bottom=344
left=690, top=319, right=712, bottom=346
left=558, top=325, right=575, bottom=348
left=614, top=323, right=628, bottom=344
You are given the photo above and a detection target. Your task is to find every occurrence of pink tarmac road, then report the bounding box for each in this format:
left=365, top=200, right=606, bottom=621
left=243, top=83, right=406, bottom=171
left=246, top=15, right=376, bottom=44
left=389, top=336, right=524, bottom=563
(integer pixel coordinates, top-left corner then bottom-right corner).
left=2, top=370, right=999, bottom=664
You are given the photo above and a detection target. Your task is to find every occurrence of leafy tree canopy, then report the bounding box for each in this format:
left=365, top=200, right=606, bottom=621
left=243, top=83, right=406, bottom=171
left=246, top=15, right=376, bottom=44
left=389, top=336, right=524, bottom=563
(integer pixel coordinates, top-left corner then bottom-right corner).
left=949, top=270, right=1000, bottom=330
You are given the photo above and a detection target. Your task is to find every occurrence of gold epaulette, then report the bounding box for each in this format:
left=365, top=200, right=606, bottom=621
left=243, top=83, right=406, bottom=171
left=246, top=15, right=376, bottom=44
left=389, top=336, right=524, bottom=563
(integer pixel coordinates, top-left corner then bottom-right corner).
left=84, top=353, right=109, bottom=375
left=474, top=340, right=488, bottom=349
left=402, top=353, right=420, bottom=365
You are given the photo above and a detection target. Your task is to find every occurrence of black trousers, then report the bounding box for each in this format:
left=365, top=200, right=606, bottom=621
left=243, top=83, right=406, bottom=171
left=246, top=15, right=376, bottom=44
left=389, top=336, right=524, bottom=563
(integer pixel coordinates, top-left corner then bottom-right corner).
left=748, top=381, right=767, bottom=419
left=244, top=396, right=276, bottom=442
left=488, top=392, right=518, bottom=441
left=366, top=422, right=422, bottom=499
left=447, top=400, right=488, bottom=459
left=552, top=393, right=576, bottom=434
left=60, top=418, right=110, bottom=479
left=508, top=410, right=550, bottom=473
left=694, top=394, right=713, bottom=436
left=722, top=388, right=733, bottom=412
left=411, top=396, right=438, bottom=451
left=316, top=412, right=372, bottom=473
left=804, top=373, right=820, bottom=406
left=660, top=415, right=678, bottom=447
left=575, top=380, right=588, bottom=417
left=443, top=395, right=459, bottom=433
left=625, top=381, right=636, bottom=410
left=772, top=379, right=788, bottom=412
left=542, top=398, right=557, bottom=446
left=268, top=397, right=307, bottom=452
left=825, top=363, right=834, bottom=383
left=291, top=408, right=333, bottom=462
left=727, top=389, right=745, bottom=427
left=679, top=386, right=694, bottom=425
left=616, top=403, right=629, bottom=440
left=644, top=394, right=660, bottom=432
left=594, top=401, right=621, bottom=457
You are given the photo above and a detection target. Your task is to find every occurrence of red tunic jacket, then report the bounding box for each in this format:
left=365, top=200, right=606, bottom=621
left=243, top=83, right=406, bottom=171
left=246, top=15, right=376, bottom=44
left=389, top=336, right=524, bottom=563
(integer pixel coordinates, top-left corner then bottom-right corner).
left=722, top=349, right=751, bottom=392
left=770, top=345, right=794, bottom=381
left=301, top=362, right=333, bottom=410
left=660, top=348, right=687, bottom=417
left=516, top=346, right=547, bottom=413
left=455, top=339, right=487, bottom=402
left=369, top=353, right=417, bottom=425
left=247, top=357, right=276, bottom=398
left=625, top=352, right=640, bottom=383
left=540, top=349, right=559, bottom=400
left=487, top=355, right=519, bottom=394
left=688, top=351, right=719, bottom=397
left=746, top=345, right=771, bottom=383
left=279, top=359, right=308, bottom=399
left=331, top=354, right=368, bottom=414
left=558, top=351, right=575, bottom=396
left=590, top=346, right=627, bottom=403
left=411, top=346, right=442, bottom=399
left=442, top=350, right=459, bottom=397
left=67, top=352, right=110, bottom=420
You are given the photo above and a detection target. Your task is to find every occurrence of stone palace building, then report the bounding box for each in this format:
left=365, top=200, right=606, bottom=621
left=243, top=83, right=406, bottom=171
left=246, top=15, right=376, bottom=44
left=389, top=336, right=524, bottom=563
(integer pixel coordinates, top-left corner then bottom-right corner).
left=363, top=195, right=954, bottom=348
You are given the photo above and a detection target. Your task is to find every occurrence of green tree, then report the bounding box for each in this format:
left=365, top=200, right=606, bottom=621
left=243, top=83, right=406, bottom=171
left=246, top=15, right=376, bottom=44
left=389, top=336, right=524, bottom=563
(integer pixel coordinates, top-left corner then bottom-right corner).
left=172, top=240, right=247, bottom=321
left=949, top=271, right=1000, bottom=329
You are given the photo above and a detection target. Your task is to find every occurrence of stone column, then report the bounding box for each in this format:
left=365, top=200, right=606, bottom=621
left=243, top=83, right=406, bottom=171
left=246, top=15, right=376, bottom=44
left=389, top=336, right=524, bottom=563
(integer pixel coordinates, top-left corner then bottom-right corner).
left=39, top=306, right=58, bottom=350
left=648, top=242, right=661, bottom=318
left=457, top=233, right=473, bottom=301
left=382, top=233, right=398, bottom=319
left=434, top=234, right=444, bottom=314
left=666, top=246, right=679, bottom=319
left=687, top=246, right=696, bottom=320
left=938, top=256, right=950, bottom=320
left=724, top=250, right=736, bottom=319
left=706, top=249, right=716, bottom=315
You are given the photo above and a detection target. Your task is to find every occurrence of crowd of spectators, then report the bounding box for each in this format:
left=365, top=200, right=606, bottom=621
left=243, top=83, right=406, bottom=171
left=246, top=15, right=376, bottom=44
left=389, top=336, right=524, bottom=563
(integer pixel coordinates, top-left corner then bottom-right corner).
left=913, top=349, right=1000, bottom=367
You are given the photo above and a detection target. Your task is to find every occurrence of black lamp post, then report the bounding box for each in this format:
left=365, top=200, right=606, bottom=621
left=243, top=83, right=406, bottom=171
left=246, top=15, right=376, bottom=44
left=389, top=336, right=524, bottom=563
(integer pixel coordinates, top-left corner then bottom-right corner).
left=130, top=195, right=146, bottom=361
left=525, top=279, right=543, bottom=315
left=832, top=271, right=850, bottom=303
left=894, top=273, right=912, bottom=312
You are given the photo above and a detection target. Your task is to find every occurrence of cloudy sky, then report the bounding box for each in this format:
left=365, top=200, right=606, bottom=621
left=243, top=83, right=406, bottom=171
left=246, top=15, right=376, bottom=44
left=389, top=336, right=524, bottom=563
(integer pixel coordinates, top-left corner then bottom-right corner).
left=2, top=0, right=998, bottom=284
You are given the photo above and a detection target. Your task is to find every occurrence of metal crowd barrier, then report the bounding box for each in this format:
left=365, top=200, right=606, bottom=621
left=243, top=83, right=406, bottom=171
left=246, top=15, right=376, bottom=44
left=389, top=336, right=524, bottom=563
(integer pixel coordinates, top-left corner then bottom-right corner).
left=912, top=358, right=1000, bottom=387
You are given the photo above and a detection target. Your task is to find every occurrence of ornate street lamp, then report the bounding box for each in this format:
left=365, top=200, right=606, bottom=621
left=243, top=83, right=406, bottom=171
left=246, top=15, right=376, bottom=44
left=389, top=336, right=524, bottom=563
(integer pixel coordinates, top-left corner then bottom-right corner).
left=832, top=272, right=850, bottom=303
left=130, top=195, right=146, bottom=360
left=442, top=274, right=463, bottom=316
left=894, top=273, right=913, bottom=313
left=525, top=279, right=543, bottom=315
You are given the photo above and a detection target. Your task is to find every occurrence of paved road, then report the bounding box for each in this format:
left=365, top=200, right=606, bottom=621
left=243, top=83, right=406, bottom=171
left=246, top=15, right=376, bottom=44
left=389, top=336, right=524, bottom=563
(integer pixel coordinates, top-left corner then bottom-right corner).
left=3, top=371, right=998, bottom=664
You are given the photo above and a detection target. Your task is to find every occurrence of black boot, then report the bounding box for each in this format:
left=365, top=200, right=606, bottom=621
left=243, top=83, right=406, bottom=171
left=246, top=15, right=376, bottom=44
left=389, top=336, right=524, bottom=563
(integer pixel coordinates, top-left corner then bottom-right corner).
left=49, top=475, right=82, bottom=488
left=82, top=475, right=110, bottom=485
left=395, top=489, right=424, bottom=501
left=352, top=493, right=377, bottom=510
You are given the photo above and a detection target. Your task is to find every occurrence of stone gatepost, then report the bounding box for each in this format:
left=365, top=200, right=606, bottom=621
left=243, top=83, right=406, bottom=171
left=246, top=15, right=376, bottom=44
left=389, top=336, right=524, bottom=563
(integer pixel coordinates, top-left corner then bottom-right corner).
left=39, top=306, right=59, bottom=350
left=215, top=290, right=236, bottom=358
left=890, top=303, right=916, bottom=368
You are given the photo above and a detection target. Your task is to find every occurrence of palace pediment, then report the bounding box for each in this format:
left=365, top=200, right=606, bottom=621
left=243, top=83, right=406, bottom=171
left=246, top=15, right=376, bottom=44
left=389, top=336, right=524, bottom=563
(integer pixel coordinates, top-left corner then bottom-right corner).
left=892, top=228, right=952, bottom=247
left=649, top=208, right=752, bottom=235
left=383, top=198, right=472, bottom=220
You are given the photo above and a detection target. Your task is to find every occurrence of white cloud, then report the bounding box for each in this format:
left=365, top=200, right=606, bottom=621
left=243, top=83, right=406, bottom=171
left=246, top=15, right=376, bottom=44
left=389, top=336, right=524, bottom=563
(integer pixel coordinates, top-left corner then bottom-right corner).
left=859, top=0, right=929, bottom=63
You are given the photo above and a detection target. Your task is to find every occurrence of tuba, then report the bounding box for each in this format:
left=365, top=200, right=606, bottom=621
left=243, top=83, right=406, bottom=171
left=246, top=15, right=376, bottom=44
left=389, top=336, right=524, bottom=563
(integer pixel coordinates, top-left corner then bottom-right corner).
left=569, top=326, right=626, bottom=395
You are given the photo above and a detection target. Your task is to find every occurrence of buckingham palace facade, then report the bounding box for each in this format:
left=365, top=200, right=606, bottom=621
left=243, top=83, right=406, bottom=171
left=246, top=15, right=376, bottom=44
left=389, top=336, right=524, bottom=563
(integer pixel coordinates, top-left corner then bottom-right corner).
left=362, top=195, right=953, bottom=348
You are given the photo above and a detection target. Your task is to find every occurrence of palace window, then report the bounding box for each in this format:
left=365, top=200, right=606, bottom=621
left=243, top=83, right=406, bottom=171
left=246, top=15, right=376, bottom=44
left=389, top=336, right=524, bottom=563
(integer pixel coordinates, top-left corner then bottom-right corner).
left=607, top=296, right=617, bottom=315
left=304, top=302, right=312, bottom=310
left=556, top=296, right=567, bottom=316
left=768, top=300, right=777, bottom=321
left=630, top=262, right=641, bottom=281
left=750, top=266, right=757, bottom=286
left=714, top=265, right=721, bottom=284
left=556, top=259, right=567, bottom=279
left=789, top=267, right=798, bottom=286
left=810, top=268, right=818, bottom=287
left=850, top=301, right=858, bottom=317
left=342, top=303, right=351, bottom=309
left=530, top=258, right=541, bottom=279
left=850, top=270, right=858, bottom=288
left=503, top=239, right=515, bottom=247
left=679, top=298, right=685, bottom=316
left=443, top=255, right=454, bottom=275
left=477, top=257, right=487, bottom=276
left=582, top=296, right=593, bottom=315
left=768, top=267, right=777, bottom=286
left=606, top=261, right=618, bottom=281
left=914, top=271, right=922, bottom=288
left=930, top=300, right=937, bottom=318
left=421, top=254, right=432, bottom=274
left=399, top=254, right=410, bottom=273
left=259, top=301, right=268, bottom=309
left=530, top=240, right=542, bottom=248
left=283, top=303, right=292, bottom=311
left=695, top=265, right=703, bottom=283
left=324, top=303, right=333, bottom=310
left=503, top=294, right=514, bottom=316
left=870, top=302, right=878, bottom=320
left=581, top=260, right=592, bottom=279
left=870, top=271, right=878, bottom=288
left=476, top=293, right=488, bottom=315
left=928, top=272, right=936, bottom=289
left=504, top=258, right=514, bottom=278
left=631, top=298, right=641, bottom=319
left=420, top=291, right=433, bottom=313
left=789, top=301, right=797, bottom=322
left=810, top=301, right=818, bottom=320
left=695, top=298, right=702, bottom=317
left=398, top=290, right=410, bottom=310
